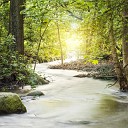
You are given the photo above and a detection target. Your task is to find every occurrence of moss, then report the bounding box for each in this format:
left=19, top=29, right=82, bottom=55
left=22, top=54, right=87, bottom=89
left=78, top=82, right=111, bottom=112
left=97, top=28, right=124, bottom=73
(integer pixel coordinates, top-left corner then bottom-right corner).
left=27, top=90, right=44, bottom=96
left=0, top=93, right=27, bottom=114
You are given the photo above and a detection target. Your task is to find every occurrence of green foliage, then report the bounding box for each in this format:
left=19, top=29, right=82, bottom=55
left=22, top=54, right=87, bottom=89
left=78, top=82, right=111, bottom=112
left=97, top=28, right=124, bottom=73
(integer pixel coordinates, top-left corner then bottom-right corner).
left=25, top=69, right=48, bottom=88
left=0, top=0, right=125, bottom=89
left=73, top=0, right=123, bottom=62
left=24, top=18, right=66, bottom=62
left=22, top=0, right=69, bottom=63
left=0, top=35, right=47, bottom=90
left=0, top=1, right=9, bottom=41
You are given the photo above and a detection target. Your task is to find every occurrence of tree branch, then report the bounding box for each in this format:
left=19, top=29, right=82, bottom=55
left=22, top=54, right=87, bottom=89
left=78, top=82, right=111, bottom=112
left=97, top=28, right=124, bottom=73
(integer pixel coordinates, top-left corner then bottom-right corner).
left=66, top=10, right=83, bottom=20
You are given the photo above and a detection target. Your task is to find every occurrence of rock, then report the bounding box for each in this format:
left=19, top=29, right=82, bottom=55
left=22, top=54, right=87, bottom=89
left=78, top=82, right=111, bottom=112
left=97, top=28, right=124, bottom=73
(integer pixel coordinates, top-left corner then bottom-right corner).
left=35, top=74, right=49, bottom=85
left=42, top=79, right=49, bottom=84
left=27, top=90, right=44, bottom=96
left=73, top=74, right=88, bottom=78
left=0, top=92, right=27, bottom=114
left=73, top=73, right=95, bottom=78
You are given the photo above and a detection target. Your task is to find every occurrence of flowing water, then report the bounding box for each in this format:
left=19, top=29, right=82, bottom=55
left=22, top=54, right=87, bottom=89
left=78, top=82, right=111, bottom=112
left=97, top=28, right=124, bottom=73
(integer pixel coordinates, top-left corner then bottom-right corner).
left=1, top=63, right=128, bottom=128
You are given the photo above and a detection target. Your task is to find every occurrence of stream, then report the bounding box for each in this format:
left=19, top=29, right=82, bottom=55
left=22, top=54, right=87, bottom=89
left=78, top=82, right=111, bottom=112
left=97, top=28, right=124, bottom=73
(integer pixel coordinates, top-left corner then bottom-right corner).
left=0, top=63, right=128, bottom=128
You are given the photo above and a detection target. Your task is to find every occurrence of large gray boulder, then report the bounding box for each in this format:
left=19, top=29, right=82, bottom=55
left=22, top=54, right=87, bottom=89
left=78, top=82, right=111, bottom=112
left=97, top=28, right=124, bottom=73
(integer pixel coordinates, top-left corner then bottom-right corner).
left=0, top=92, right=27, bottom=114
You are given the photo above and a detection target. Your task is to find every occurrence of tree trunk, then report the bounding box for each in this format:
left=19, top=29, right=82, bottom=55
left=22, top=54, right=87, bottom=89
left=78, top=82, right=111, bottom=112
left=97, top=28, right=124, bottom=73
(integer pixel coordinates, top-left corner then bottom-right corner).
left=109, top=1, right=128, bottom=91
left=33, top=22, right=50, bottom=71
left=110, top=25, right=128, bottom=91
left=9, top=0, right=24, bottom=54
left=122, top=0, right=128, bottom=81
left=56, top=22, right=64, bottom=65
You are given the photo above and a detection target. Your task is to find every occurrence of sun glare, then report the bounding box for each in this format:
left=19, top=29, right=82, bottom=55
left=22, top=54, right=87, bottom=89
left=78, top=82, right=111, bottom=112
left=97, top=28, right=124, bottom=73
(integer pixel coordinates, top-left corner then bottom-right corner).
left=71, top=23, right=79, bottom=29
left=65, top=33, right=82, bottom=47
left=66, top=38, right=80, bottom=47
left=65, top=34, right=82, bottom=61
left=64, top=23, right=83, bottom=61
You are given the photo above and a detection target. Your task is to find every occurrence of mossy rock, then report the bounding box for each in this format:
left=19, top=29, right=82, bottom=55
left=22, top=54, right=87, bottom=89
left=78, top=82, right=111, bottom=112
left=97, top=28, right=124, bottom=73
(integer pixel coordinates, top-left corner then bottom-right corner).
left=27, top=90, right=44, bottom=96
left=0, top=92, right=27, bottom=114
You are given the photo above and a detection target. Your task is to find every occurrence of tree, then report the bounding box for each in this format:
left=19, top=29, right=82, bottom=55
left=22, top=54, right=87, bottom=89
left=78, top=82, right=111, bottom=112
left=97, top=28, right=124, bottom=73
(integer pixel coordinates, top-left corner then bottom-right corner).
left=122, top=0, right=128, bottom=74
left=23, top=0, right=68, bottom=62
left=9, top=0, right=24, bottom=54
left=122, top=0, right=128, bottom=90
left=108, top=0, right=128, bottom=91
left=69, top=0, right=128, bottom=91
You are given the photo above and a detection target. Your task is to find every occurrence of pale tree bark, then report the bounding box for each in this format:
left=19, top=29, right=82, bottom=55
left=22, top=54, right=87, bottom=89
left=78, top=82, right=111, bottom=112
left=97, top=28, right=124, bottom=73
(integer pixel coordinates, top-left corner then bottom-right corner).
left=56, top=22, right=64, bottom=65
left=9, top=0, right=24, bottom=54
left=55, top=3, right=64, bottom=65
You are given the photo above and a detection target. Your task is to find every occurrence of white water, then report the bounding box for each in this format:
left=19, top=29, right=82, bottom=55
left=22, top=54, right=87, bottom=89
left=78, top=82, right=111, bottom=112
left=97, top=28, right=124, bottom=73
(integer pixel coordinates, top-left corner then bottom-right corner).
left=0, top=63, right=128, bottom=128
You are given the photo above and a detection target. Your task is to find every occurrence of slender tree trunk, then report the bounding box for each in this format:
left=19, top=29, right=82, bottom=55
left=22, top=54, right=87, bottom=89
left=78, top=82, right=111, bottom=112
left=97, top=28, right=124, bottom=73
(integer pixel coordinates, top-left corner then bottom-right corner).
left=0, top=25, right=1, bottom=43
left=56, top=22, right=64, bottom=65
left=33, top=22, right=50, bottom=71
left=9, top=0, right=24, bottom=54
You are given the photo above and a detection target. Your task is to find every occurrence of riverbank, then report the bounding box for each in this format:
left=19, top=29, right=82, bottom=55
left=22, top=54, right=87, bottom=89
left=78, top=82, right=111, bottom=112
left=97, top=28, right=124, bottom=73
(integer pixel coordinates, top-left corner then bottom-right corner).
left=48, top=60, right=117, bottom=80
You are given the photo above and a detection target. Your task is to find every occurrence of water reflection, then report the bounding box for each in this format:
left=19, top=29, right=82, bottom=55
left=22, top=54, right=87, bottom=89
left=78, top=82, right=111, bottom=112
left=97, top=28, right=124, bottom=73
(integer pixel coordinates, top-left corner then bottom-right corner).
left=92, top=95, right=128, bottom=128
left=99, top=95, right=128, bottom=114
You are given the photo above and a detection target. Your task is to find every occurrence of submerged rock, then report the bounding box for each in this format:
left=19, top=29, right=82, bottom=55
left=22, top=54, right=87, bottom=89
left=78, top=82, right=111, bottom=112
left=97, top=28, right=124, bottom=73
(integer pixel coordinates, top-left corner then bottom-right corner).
left=0, top=92, right=27, bottom=114
left=27, top=90, right=44, bottom=96
left=68, top=120, right=92, bottom=125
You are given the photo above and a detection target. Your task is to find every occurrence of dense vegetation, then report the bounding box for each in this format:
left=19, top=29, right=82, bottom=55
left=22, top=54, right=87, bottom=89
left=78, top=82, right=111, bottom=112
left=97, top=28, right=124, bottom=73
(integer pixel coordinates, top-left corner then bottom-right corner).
left=0, top=0, right=128, bottom=91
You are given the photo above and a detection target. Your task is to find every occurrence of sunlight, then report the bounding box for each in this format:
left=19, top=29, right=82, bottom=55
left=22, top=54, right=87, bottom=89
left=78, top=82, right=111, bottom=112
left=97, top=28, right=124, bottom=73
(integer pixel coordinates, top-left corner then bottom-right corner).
left=71, top=23, right=79, bottom=30
left=65, top=37, right=80, bottom=47
left=65, top=22, right=81, bottom=48
left=64, top=22, right=83, bottom=62
left=65, top=34, right=82, bottom=52
left=65, top=34, right=82, bottom=61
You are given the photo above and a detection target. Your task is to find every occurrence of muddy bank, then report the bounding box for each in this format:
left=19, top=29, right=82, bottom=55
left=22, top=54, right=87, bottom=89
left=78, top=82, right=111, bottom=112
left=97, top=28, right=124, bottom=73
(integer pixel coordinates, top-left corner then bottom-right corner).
left=48, top=60, right=117, bottom=80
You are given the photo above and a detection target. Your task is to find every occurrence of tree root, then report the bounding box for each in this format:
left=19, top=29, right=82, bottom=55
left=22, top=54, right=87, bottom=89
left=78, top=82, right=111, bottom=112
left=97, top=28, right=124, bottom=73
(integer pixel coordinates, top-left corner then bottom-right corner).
left=105, top=80, right=118, bottom=88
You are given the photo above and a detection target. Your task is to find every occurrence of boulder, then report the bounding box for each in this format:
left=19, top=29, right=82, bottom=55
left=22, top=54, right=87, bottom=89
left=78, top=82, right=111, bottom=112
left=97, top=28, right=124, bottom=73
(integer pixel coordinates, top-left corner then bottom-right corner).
left=0, top=92, right=27, bottom=114
left=27, top=90, right=44, bottom=96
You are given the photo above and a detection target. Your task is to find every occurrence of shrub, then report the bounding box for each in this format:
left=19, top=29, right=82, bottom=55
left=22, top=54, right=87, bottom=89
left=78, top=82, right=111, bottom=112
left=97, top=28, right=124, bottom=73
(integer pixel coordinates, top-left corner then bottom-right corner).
left=0, top=35, right=48, bottom=90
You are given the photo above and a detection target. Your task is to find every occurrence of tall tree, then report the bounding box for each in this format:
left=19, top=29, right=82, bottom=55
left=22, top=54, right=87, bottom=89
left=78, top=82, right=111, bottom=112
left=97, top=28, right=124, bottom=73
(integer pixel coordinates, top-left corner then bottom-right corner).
left=9, top=0, right=24, bottom=54
left=122, top=0, right=128, bottom=80
left=108, top=0, right=128, bottom=91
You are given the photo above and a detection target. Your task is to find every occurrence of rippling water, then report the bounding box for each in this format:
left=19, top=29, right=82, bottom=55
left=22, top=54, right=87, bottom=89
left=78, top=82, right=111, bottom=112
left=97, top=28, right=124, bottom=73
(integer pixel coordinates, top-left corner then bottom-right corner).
left=0, top=63, right=128, bottom=128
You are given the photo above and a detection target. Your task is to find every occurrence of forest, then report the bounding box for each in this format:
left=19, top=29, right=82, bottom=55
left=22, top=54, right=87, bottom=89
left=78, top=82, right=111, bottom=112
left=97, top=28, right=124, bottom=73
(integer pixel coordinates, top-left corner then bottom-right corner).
left=1, top=1, right=128, bottom=127
left=0, top=0, right=128, bottom=91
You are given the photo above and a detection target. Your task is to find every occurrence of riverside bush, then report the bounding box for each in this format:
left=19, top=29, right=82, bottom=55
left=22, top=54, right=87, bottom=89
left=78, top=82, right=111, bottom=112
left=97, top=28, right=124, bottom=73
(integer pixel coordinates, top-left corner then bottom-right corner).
left=0, top=35, right=47, bottom=90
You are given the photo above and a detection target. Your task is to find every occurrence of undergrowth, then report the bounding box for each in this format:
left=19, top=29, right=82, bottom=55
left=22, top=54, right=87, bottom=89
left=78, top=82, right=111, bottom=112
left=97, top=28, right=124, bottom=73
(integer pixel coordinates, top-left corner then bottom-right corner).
left=0, top=35, right=48, bottom=91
